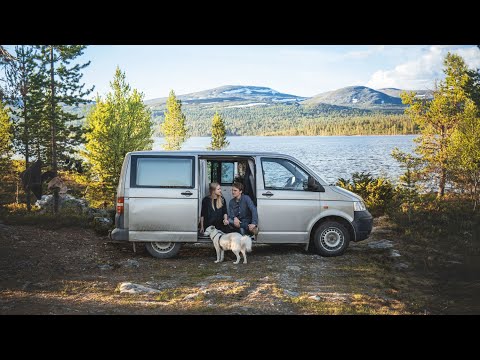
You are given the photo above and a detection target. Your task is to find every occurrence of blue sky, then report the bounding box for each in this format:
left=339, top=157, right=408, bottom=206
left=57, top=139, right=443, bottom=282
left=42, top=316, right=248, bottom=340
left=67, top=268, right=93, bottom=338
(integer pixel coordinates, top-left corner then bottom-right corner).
left=5, top=45, right=480, bottom=100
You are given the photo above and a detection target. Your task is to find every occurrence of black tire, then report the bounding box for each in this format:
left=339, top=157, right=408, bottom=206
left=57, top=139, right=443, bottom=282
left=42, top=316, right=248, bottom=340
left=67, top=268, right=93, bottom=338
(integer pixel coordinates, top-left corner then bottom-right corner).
left=145, top=242, right=182, bottom=259
left=313, top=221, right=350, bottom=257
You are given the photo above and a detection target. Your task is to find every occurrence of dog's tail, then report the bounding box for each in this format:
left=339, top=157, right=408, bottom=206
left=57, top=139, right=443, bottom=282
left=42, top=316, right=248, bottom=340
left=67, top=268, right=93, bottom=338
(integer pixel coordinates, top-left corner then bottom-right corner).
left=241, top=235, right=252, bottom=252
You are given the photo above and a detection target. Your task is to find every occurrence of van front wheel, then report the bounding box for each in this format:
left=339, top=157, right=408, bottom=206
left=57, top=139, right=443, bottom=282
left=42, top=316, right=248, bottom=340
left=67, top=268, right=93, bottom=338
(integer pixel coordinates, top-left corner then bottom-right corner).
left=145, top=242, right=182, bottom=259
left=313, top=221, right=350, bottom=257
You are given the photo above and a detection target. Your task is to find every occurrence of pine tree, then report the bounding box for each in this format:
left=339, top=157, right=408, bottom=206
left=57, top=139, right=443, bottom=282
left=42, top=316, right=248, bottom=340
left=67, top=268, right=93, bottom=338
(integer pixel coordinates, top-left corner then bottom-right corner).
left=0, top=100, right=13, bottom=206
left=0, top=100, right=12, bottom=171
left=84, top=67, right=154, bottom=203
left=37, top=45, right=93, bottom=212
left=5, top=46, right=45, bottom=210
left=401, top=53, right=472, bottom=198
left=208, top=111, right=229, bottom=150
left=160, top=90, right=188, bottom=150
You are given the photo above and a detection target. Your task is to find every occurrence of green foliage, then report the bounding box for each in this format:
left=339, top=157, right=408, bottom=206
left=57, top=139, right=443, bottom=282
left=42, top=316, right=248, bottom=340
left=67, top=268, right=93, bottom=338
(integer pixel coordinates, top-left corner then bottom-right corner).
left=391, top=147, right=424, bottom=221
left=447, top=99, right=480, bottom=210
left=401, top=53, right=474, bottom=198
left=84, top=67, right=154, bottom=202
left=208, top=111, right=229, bottom=150
left=0, top=100, right=12, bottom=170
left=160, top=90, right=188, bottom=150
left=0, top=101, right=15, bottom=209
left=388, top=193, right=479, bottom=254
left=150, top=99, right=415, bottom=137
left=1, top=208, right=91, bottom=229
left=4, top=46, right=46, bottom=166
left=336, top=172, right=394, bottom=216
left=36, top=45, right=93, bottom=169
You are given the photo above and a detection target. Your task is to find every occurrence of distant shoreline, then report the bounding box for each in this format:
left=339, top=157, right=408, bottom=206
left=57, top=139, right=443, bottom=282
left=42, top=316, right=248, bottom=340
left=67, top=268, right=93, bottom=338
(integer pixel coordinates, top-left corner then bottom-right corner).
left=154, top=134, right=418, bottom=138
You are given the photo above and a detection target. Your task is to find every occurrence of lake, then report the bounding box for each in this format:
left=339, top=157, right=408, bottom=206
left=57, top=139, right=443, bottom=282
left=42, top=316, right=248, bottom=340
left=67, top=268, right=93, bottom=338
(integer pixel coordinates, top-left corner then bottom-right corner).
left=153, top=135, right=417, bottom=184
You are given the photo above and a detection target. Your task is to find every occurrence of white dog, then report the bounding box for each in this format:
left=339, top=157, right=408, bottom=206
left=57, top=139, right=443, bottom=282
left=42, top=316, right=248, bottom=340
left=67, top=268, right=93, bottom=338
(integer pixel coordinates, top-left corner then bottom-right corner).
left=203, top=225, right=252, bottom=264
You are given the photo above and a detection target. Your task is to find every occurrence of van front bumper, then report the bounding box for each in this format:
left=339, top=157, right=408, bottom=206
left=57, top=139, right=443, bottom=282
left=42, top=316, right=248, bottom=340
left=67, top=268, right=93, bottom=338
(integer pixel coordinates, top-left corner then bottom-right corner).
left=352, top=210, right=373, bottom=241
left=110, top=228, right=129, bottom=241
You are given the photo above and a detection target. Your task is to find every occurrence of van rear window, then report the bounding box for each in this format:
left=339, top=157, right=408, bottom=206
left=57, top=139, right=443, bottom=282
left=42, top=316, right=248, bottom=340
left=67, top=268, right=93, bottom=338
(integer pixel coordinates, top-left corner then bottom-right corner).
left=131, top=156, right=194, bottom=188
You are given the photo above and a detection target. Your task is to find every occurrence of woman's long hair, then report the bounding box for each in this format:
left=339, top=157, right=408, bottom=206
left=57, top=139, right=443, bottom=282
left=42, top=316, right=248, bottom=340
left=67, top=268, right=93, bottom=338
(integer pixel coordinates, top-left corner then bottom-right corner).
left=209, top=182, right=223, bottom=210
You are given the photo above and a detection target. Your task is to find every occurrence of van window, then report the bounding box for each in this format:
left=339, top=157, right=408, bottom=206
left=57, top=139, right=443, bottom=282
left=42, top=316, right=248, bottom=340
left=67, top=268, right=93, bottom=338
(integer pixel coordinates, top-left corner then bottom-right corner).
left=207, top=161, right=235, bottom=185
left=261, top=158, right=309, bottom=191
left=221, top=162, right=234, bottom=184
left=132, top=156, right=194, bottom=188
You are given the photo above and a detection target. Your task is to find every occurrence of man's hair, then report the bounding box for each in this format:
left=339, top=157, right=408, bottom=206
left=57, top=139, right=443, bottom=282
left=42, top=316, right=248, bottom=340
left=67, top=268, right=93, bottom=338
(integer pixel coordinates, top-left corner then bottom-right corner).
left=232, top=182, right=244, bottom=192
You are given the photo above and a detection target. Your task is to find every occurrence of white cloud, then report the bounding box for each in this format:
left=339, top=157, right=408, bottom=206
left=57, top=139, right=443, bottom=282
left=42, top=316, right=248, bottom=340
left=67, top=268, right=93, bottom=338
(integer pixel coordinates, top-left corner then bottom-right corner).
left=343, top=45, right=386, bottom=59
left=366, top=46, right=480, bottom=90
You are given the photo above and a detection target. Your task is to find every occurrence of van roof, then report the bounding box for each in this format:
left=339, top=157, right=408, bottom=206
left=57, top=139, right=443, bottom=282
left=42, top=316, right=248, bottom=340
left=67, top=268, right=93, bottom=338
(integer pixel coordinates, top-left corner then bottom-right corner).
left=128, top=150, right=287, bottom=157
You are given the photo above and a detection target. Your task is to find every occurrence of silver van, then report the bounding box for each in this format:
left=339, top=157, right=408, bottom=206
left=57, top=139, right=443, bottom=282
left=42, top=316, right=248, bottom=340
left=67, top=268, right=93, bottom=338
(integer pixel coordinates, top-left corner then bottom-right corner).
left=110, top=151, right=373, bottom=258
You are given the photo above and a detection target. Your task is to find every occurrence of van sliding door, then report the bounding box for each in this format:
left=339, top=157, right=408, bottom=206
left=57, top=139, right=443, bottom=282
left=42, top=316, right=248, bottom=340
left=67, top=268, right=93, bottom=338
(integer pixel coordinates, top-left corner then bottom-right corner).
left=128, top=155, right=198, bottom=242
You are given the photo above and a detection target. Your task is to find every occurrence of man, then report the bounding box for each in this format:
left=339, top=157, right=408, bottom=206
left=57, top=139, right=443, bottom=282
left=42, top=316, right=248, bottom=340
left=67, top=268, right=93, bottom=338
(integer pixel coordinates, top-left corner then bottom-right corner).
left=223, top=182, right=259, bottom=236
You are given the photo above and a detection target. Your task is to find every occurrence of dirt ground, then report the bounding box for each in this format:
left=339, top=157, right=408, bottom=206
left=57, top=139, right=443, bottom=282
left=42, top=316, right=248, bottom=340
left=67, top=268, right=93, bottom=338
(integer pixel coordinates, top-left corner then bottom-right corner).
left=1, top=218, right=479, bottom=315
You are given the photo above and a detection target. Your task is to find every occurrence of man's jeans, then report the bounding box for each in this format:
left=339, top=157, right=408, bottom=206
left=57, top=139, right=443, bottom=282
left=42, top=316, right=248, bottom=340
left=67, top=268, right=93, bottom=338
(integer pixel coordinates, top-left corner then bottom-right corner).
left=229, top=221, right=251, bottom=235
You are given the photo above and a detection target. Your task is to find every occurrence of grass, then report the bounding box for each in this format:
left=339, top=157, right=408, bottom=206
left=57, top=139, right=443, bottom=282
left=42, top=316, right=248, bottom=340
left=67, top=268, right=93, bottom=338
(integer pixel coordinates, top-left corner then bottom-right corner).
left=288, top=293, right=410, bottom=315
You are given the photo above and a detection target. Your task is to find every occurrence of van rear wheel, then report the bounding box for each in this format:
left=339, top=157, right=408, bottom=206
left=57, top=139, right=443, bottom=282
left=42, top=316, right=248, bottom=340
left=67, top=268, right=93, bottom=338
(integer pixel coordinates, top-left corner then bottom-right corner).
left=145, top=242, right=182, bottom=259
left=313, top=221, right=350, bottom=257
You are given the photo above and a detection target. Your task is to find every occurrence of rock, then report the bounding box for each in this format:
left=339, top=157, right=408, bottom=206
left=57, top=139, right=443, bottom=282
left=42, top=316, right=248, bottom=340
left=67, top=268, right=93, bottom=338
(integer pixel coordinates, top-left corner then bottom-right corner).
left=445, top=260, right=463, bottom=265
left=393, top=263, right=409, bottom=270
left=207, top=275, right=233, bottom=280
left=98, top=264, right=113, bottom=270
left=284, top=290, right=299, bottom=297
left=93, top=217, right=113, bottom=235
left=196, top=281, right=209, bottom=289
left=372, top=228, right=394, bottom=234
left=286, top=265, right=301, bottom=272
left=367, top=239, right=394, bottom=249
left=125, top=259, right=140, bottom=268
left=309, top=295, right=321, bottom=301
left=35, top=194, right=90, bottom=214
left=389, top=249, right=401, bottom=257
left=118, top=282, right=160, bottom=294
left=183, top=293, right=200, bottom=301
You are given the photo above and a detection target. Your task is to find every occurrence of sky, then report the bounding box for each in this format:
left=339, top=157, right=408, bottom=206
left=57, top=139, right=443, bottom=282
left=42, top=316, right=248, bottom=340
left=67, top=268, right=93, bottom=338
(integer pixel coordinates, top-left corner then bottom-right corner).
left=5, top=45, right=480, bottom=100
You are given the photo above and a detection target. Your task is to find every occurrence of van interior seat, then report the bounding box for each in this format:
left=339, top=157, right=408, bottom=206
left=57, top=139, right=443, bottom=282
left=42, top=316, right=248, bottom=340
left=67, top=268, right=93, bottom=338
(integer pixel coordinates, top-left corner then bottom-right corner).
left=221, top=185, right=233, bottom=205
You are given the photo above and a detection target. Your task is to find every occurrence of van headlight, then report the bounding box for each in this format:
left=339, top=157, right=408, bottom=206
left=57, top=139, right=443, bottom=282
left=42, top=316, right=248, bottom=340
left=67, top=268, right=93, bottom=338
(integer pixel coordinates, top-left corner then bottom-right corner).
left=354, top=201, right=366, bottom=211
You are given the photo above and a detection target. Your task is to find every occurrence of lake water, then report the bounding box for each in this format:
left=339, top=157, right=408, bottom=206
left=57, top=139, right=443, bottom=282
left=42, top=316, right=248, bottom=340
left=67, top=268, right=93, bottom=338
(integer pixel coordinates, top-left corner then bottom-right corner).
left=153, top=135, right=417, bottom=184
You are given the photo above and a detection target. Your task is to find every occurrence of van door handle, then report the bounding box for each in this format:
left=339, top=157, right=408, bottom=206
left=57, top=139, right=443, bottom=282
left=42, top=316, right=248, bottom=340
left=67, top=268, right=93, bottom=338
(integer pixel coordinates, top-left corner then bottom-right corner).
left=181, top=191, right=193, bottom=196
left=262, top=191, right=274, bottom=197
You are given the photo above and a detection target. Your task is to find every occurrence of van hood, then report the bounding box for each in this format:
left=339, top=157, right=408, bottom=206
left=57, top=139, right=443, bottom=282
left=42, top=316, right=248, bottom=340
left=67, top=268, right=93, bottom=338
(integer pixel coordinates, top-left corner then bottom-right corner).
left=329, top=185, right=363, bottom=202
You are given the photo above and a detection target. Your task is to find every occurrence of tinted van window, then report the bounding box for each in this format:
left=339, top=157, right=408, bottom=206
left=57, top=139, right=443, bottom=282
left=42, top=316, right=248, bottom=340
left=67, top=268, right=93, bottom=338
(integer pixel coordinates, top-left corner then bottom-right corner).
left=134, top=157, right=194, bottom=187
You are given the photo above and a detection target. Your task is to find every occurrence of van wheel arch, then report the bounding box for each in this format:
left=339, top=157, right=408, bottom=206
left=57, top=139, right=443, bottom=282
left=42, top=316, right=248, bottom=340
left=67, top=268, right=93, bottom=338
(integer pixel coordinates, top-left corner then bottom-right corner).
left=309, top=217, right=354, bottom=254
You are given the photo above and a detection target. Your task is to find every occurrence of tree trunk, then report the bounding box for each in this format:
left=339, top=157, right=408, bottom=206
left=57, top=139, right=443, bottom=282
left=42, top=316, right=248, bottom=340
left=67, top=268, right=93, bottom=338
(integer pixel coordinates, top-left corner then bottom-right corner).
left=50, top=46, right=59, bottom=214
left=16, top=180, right=19, bottom=204
left=438, top=167, right=446, bottom=198
left=23, top=95, right=31, bottom=212
left=474, top=178, right=478, bottom=212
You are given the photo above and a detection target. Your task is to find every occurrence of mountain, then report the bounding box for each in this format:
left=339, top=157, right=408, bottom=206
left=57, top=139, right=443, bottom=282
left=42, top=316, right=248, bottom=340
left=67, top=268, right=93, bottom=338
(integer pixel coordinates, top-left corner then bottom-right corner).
left=62, top=84, right=428, bottom=137
left=144, top=85, right=307, bottom=108
left=378, top=87, right=433, bottom=99
left=302, top=86, right=403, bottom=107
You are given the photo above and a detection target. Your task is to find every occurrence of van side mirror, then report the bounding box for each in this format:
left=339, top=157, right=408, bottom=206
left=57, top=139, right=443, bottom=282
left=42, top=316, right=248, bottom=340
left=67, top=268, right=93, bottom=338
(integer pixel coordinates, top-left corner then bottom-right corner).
left=304, top=176, right=325, bottom=192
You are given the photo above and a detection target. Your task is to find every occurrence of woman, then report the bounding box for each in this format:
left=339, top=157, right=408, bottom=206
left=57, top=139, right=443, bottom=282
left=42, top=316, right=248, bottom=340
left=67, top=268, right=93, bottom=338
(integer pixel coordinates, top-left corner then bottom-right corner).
left=200, top=182, right=229, bottom=234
